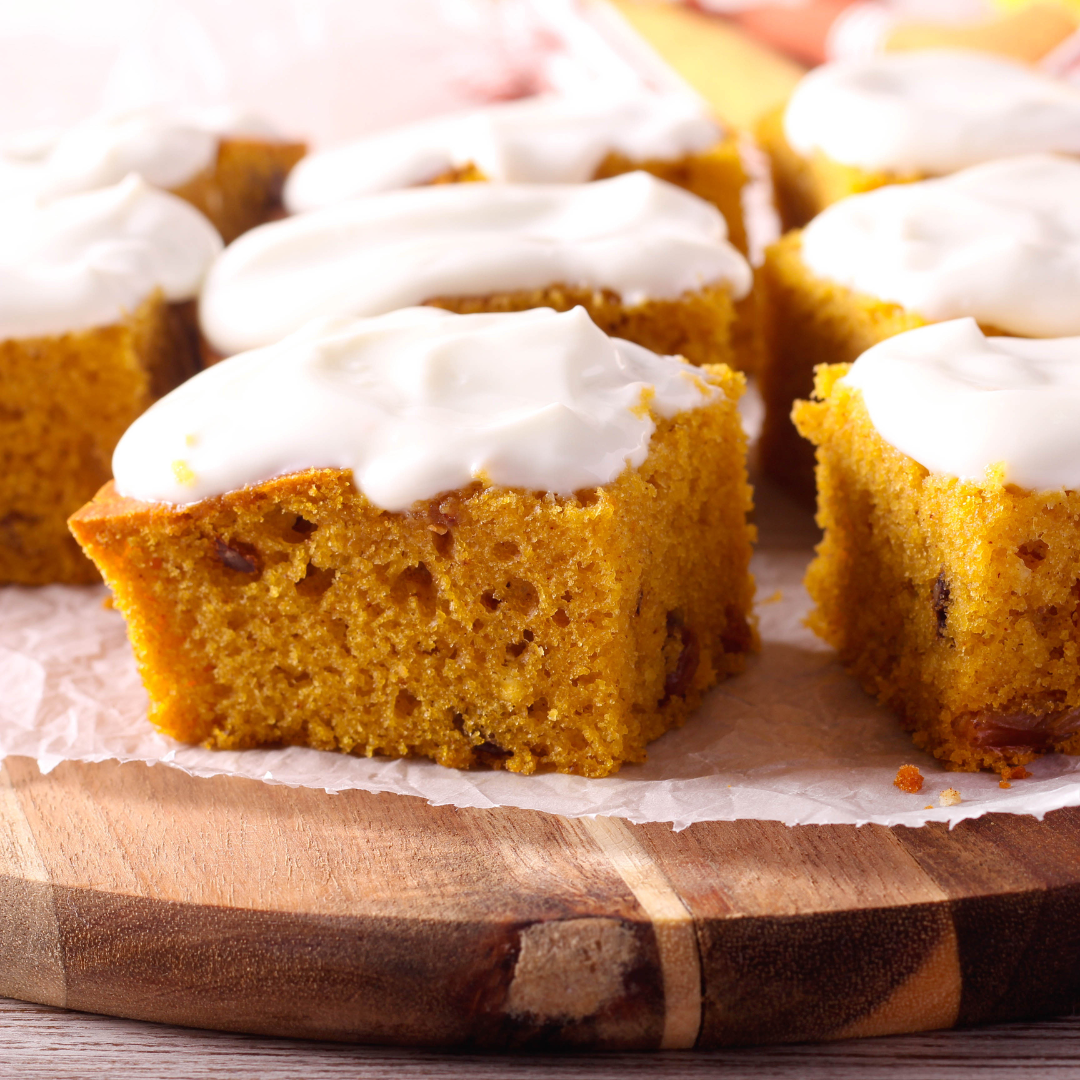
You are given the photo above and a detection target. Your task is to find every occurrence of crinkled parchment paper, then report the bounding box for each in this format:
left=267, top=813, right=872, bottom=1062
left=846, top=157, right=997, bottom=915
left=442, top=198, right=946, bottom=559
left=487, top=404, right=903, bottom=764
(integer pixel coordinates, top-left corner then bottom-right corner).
left=3, top=465, right=1079, bottom=831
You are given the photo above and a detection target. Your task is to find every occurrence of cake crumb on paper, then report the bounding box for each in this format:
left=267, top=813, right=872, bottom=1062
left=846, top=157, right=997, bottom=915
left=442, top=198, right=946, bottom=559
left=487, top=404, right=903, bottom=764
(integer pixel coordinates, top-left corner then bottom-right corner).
left=894, top=764, right=924, bottom=793
left=999, top=765, right=1032, bottom=789
left=939, top=788, right=962, bottom=807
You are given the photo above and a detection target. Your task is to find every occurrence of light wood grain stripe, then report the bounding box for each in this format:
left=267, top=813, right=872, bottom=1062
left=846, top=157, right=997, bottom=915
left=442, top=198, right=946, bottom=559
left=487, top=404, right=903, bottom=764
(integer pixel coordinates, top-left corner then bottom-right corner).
left=0, top=762, right=65, bottom=1008
left=580, top=815, right=701, bottom=1049
left=0, top=762, right=49, bottom=885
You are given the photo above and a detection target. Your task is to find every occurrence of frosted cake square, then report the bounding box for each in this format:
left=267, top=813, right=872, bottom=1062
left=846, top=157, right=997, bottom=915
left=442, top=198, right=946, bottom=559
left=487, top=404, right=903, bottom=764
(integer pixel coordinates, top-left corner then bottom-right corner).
left=200, top=170, right=753, bottom=373
left=283, top=90, right=749, bottom=255
left=70, top=307, right=756, bottom=778
left=0, top=177, right=221, bottom=584
left=758, top=50, right=1080, bottom=230
left=795, top=319, right=1080, bottom=774
left=0, top=107, right=305, bottom=244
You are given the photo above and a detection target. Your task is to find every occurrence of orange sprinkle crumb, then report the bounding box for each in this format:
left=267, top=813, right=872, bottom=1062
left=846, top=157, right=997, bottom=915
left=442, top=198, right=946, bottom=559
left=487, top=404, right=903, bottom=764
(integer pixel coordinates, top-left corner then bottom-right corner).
left=999, top=780, right=1012, bottom=789
left=894, top=764, right=924, bottom=794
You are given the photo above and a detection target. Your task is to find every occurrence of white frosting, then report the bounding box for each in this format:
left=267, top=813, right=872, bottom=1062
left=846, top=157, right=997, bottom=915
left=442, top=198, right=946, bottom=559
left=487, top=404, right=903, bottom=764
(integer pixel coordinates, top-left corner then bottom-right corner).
left=0, top=105, right=278, bottom=203
left=283, top=91, right=721, bottom=213
left=800, top=154, right=1080, bottom=339
left=200, top=171, right=752, bottom=356
left=0, top=174, right=223, bottom=340
left=844, top=318, right=1080, bottom=492
left=113, top=306, right=721, bottom=511
left=784, top=49, right=1080, bottom=174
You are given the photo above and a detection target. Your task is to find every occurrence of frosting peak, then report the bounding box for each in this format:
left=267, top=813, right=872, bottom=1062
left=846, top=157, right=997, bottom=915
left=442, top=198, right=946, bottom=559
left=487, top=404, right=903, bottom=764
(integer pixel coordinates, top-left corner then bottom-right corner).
left=784, top=49, right=1080, bottom=174
left=800, top=154, right=1080, bottom=339
left=844, top=318, right=1080, bottom=491
left=199, top=171, right=752, bottom=356
left=113, top=306, right=725, bottom=511
left=284, top=90, right=722, bottom=213
left=0, top=174, right=223, bottom=340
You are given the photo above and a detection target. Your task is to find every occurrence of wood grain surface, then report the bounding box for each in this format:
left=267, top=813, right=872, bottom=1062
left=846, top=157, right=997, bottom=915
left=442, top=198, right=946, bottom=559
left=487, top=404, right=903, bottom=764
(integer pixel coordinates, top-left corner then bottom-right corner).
left=5, top=997, right=1080, bottom=1080
left=3, top=752, right=1080, bottom=1050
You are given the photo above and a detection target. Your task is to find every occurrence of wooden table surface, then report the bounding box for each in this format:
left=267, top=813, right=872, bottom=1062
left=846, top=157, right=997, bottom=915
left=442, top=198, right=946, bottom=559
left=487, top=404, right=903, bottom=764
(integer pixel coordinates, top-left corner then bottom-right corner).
left=4, top=996, right=1080, bottom=1079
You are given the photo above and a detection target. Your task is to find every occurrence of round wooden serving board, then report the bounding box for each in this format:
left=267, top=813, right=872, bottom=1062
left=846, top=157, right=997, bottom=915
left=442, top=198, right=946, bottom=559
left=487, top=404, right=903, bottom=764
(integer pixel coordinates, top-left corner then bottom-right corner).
left=3, top=754, right=1080, bottom=1051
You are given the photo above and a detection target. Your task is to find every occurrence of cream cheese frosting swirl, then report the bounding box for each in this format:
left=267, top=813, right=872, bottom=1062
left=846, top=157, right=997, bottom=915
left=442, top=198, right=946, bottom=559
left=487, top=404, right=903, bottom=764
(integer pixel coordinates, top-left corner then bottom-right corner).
left=113, top=306, right=724, bottom=511
left=200, top=170, right=752, bottom=356
left=0, top=105, right=277, bottom=203
left=784, top=50, right=1080, bottom=175
left=284, top=90, right=722, bottom=213
left=845, top=318, right=1080, bottom=492
left=800, top=155, right=1080, bottom=339
left=0, top=174, right=223, bottom=341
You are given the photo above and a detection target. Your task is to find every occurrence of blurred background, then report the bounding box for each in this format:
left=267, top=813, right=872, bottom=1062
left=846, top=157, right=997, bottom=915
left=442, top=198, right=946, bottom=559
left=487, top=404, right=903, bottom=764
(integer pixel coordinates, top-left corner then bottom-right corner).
left=1, top=0, right=1076, bottom=151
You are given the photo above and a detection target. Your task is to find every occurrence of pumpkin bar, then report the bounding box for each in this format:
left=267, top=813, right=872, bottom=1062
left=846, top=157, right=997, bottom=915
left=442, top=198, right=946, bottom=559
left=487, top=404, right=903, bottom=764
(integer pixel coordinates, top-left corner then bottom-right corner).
left=0, top=106, right=305, bottom=244
left=200, top=170, right=753, bottom=372
left=71, top=307, right=756, bottom=777
left=284, top=90, right=749, bottom=255
left=0, top=177, right=220, bottom=584
left=795, top=320, right=1080, bottom=774
left=759, top=50, right=1080, bottom=230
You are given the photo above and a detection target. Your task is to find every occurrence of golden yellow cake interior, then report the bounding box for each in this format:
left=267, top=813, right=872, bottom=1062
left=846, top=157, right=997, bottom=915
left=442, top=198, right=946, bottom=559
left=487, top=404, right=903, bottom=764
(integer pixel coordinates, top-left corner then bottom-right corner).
left=70, top=366, right=757, bottom=778
left=795, top=364, right=1080, bottom=774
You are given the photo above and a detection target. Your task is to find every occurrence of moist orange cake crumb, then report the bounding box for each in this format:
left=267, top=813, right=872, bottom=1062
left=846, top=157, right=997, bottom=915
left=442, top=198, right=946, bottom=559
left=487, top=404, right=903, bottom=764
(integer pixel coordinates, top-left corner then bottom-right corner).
left=70, top=367, right=756, bottom=778
left=796, top=365, right=1080, bottom=774
left=893, top=765, right=924, bottom=794
left=170, top=137, right=306, bottom=243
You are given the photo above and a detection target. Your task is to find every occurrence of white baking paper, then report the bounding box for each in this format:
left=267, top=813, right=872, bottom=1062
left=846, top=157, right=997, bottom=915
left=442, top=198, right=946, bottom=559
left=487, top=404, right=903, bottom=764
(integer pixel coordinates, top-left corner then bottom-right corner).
left=3, top=464, right=1079, bottom=831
